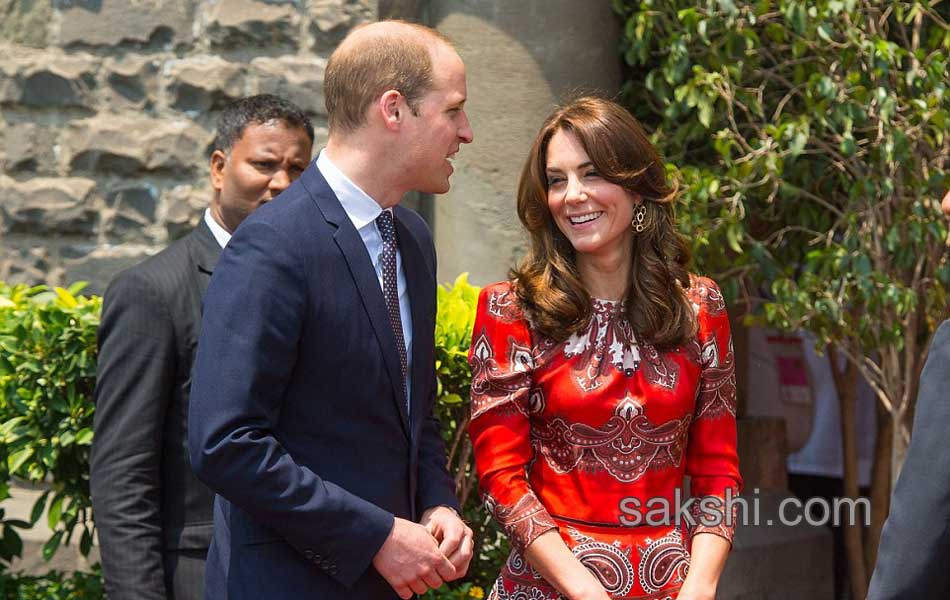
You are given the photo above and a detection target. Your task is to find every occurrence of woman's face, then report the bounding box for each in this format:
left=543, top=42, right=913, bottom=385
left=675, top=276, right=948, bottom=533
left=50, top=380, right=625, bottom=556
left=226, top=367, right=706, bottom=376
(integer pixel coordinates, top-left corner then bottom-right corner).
left=545, top=129, right=637, bottom=261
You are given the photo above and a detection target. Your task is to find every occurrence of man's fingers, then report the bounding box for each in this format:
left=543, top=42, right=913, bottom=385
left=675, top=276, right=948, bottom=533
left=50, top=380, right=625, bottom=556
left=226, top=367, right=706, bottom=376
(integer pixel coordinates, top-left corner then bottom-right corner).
left=434, top=552, right=457, bottom=582
left=437, top=527, right=463, bottom=555
left=394, top=585, right=413, bottom=600
left=419, top=566, right=445, bottom=591
left=408, top=578, right=429, bottom=596
left=452, top=533, right=474, bottom=564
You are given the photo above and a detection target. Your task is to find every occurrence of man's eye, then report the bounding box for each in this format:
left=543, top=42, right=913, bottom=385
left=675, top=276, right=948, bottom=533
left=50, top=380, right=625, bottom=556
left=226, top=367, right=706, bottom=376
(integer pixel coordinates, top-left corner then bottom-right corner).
left=252, top=161, right=274, bottom=169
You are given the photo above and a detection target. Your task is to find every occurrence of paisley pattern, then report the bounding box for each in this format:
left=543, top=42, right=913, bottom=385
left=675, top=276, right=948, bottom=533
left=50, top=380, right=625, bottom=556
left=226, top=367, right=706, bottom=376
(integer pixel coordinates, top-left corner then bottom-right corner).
left=469, top=278, right=741, bottom=599
left=637, top=528, right=690, bottom=594
left=533, top=396, right=691, bottom=483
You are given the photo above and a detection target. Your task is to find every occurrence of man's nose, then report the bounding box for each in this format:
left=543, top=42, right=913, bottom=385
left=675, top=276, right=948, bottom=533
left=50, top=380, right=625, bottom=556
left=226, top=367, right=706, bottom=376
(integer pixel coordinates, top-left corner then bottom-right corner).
left=458, top=111, right=474, bottom=144
left=270, top=169, right=291, bottom=193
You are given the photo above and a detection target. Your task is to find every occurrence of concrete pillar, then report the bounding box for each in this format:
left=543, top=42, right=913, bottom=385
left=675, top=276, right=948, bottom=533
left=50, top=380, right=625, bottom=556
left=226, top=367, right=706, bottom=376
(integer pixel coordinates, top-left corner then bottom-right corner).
left=427, top=0, right=622, bottom=286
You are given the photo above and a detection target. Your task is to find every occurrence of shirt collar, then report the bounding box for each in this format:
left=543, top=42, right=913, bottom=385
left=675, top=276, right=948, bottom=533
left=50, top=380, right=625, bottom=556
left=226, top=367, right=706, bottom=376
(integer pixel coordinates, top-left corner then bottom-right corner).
left=204, top=208, right=231, bottom=249
left=316, top=150, right=384, bottom=231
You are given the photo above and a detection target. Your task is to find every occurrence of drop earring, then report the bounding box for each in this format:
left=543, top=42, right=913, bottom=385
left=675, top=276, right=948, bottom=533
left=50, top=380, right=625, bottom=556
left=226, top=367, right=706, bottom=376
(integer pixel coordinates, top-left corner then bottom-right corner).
left=632, top=204, right=646, bottom=233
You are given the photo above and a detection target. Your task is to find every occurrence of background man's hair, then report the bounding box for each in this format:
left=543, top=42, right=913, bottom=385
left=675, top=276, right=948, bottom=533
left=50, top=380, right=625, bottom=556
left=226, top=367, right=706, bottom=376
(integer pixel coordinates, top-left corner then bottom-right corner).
left=213, top=94, right=315, bottom=153
left=324, top=21, right=453, bottom=134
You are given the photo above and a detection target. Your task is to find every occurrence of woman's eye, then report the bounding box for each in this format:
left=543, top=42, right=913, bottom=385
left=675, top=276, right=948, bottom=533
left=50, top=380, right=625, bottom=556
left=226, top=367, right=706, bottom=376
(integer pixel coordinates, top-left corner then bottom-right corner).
left=585, top=170, right=600, bottom=178
left=547, top=177, right=564, bottom=186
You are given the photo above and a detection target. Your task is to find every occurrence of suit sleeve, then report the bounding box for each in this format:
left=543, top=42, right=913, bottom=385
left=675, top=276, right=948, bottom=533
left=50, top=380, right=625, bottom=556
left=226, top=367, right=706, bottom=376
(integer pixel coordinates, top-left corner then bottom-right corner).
left=415, top=232, right=461, bottom=515
left=91, top=271, right=175, bottom=600
left=867, top=321, right=950, bottom=599
left=468, top=284, right=557, bottom=553
left=683, top=277, right=742, bottom=546
left=189, top=220, right=394, bottom=588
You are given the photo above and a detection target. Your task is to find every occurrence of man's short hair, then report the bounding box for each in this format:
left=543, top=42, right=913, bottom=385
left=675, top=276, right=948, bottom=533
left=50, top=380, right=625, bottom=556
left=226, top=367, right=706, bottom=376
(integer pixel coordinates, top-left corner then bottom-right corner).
left=213, top=94, right=315, bottom=154
left=324, top=21, right=453, bottom=134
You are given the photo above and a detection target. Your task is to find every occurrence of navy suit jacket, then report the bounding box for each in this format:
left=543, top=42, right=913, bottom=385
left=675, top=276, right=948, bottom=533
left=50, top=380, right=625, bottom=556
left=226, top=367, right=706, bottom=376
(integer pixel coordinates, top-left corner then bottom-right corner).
left=188, top=162, right=459, bottom=599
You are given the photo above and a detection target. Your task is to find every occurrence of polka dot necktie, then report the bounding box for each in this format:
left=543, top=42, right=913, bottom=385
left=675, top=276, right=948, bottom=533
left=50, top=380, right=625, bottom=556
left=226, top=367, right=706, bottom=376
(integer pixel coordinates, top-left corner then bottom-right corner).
left=376, top=210, right=408, bottom=395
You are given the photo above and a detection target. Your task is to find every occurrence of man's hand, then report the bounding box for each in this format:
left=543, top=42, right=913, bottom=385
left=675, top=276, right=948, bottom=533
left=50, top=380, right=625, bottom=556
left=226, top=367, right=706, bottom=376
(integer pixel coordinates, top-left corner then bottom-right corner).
left=373, top=517, right=456, bottom=599
left=420, top=505, right=474, bottom=581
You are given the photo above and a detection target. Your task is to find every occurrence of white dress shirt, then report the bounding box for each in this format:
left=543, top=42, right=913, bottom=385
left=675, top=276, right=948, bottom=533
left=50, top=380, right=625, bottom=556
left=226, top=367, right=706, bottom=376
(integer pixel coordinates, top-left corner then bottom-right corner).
left=316, top=151, right=414, bottom=408
left=204, top=208, right=231, bottom=249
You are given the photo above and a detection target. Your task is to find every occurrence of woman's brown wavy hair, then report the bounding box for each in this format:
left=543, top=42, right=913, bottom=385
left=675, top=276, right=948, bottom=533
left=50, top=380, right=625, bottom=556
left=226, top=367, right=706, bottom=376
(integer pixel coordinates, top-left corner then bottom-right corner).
left=510, top=96, right=696, bottom=350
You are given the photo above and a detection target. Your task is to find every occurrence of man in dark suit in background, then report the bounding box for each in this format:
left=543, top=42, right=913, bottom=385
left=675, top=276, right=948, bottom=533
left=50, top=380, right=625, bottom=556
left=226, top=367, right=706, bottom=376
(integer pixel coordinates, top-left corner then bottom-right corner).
left=866, top=188, right=950, bottom=599
left=189, top=20, right=474, bottom=600
left=90, top=94, right=314, bottom=600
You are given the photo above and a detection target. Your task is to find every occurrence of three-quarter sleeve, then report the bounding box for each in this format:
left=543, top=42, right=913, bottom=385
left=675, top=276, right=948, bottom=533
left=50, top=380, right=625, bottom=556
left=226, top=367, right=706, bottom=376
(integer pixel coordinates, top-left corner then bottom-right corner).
left=684, top=277, right=743, bottom=545
left=468, top=283, right=557, bottom=553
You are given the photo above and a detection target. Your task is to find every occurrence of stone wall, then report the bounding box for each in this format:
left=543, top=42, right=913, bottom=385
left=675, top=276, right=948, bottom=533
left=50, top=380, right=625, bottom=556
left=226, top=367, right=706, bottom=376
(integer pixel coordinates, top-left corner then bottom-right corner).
left=0, top=0, right=376, bottom=294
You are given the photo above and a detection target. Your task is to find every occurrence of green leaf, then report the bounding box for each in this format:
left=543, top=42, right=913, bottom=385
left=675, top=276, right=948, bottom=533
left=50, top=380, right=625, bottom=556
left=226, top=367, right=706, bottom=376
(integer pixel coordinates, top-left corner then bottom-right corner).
left=74, top=427, right=94, bottom=446
left=30, top=490, right=50, bottom=526
left=440, top=393, right=464, bottom=405
left=47, top=493, right=64, bottom=530
left=42, top=530, right=64, bottom=561
left=8, top=447, right=34, bottom=474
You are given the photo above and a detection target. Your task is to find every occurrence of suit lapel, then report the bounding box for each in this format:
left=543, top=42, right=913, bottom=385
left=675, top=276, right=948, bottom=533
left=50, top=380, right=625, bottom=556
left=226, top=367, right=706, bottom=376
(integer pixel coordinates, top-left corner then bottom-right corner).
left=394, top=208, right=434, bottom=432
left=302, top=164, right=411, bottom=438
left=189, top=218, right=222, bottom=297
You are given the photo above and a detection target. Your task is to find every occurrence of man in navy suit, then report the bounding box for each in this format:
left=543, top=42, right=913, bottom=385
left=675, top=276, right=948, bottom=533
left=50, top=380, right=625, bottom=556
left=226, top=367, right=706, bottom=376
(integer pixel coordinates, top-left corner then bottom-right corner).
left=188, top=20, right=475, bottom=600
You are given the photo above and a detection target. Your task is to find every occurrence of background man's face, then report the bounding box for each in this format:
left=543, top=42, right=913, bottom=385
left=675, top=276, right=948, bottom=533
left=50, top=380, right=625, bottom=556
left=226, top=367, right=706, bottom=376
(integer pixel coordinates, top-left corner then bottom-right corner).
left=942, top=188, right=950, bottom=217
left=210, top=119, right=313, bottom=233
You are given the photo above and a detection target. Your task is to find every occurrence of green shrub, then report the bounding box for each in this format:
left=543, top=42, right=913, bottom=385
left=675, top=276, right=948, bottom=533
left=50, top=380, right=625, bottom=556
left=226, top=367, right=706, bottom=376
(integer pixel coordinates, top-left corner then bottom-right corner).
left=0, top=568, right=102, bottom=599
left=434, top=274, right=508, bottom=589
left=0, top=282, right=100, bottom=563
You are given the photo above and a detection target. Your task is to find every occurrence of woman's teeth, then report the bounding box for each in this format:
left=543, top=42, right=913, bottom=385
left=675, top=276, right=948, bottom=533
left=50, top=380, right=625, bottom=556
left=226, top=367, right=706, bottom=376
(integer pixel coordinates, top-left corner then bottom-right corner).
left=569, top=212, right=603, bottom=225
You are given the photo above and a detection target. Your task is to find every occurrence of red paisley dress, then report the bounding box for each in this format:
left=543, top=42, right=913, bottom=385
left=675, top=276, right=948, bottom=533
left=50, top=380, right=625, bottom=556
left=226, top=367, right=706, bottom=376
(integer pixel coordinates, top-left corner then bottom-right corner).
left=468, top=277, right=742, bottom=600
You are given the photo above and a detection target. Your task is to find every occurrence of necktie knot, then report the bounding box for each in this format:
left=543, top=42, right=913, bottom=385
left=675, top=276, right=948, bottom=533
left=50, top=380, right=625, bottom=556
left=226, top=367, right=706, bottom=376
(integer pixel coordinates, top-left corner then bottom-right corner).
left=376, top=210, right=396, bottom=243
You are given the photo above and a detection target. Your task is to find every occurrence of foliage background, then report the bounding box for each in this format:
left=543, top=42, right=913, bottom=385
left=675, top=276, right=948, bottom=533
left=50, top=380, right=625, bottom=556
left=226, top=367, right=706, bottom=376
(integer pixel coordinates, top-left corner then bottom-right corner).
left=613, top=0, right=949, bottom=595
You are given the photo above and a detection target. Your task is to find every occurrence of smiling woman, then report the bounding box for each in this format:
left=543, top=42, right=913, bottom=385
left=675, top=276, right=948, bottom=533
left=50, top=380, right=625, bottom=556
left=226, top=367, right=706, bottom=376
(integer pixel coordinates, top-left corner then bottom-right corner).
left=468, top=97, right=741, bottom=600
left=512, top=96, right=694, bottom=350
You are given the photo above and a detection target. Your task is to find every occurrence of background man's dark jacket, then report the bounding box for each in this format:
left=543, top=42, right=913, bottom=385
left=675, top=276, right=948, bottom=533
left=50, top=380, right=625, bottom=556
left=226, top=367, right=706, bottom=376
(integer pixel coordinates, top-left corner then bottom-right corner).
left=91, top=220, right=220, bottom=600
left=867, top=320, right=950, bottom=599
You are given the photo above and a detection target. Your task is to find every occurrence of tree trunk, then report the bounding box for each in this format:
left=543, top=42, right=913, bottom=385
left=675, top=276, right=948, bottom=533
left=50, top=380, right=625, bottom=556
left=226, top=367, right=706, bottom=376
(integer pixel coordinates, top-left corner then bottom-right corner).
left=864, top=400, right=892, bottom=574
left=829, top=344, right=869, bottom=600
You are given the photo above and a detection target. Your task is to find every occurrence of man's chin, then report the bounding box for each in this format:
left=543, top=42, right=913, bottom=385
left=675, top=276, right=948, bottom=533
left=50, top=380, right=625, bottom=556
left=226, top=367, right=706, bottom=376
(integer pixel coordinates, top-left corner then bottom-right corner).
left=419, top=181, right=452, bottom=195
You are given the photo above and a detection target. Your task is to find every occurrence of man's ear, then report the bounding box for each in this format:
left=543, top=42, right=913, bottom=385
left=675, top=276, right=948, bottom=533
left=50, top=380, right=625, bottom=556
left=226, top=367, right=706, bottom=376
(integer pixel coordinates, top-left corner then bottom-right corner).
left=378, top=90, right=404, bottom=131
left=210, top=150, right=227, bottom=191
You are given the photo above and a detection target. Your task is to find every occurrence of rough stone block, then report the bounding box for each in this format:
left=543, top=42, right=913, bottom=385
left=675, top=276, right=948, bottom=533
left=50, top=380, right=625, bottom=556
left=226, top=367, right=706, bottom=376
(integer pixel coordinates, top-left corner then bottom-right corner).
left=308, top=0, right=375, bottom=51
left=0, top=244, right=53, bottom=286
left=204, top=0, right=299, bottom=50
left=250, top=56, right=327, bottom=116
left=0, top=123, right=56, bottom=173
left=0, top=0, right=52, bottom=47
left=56, top=0, right=195, bottom=48
left=63, top=114, right=212, bottom=175
left=103, top=55, right=160, bottom=108
left=165, top=57, right=246, bottom=113
left=0, top=48, right=98, bottom=109
left=0, top=175, right=98, bottom=235
left=161, top=184, right=207, bottom=240
left=62, top=246, right=156, bottom=295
